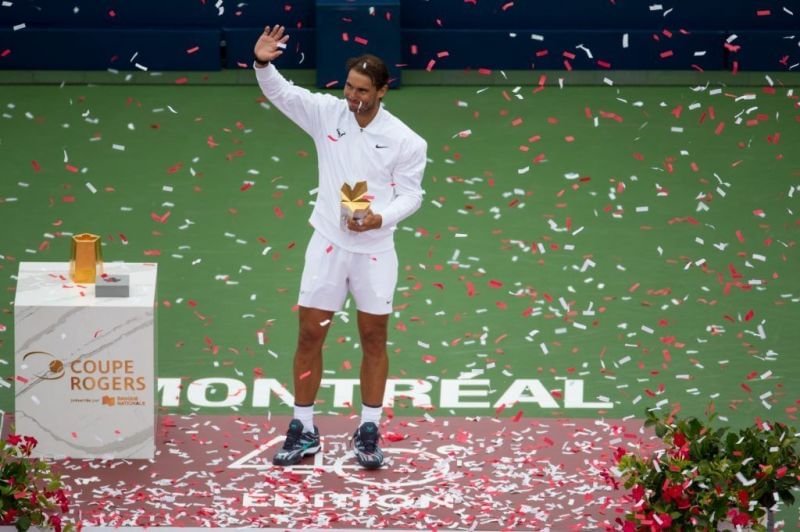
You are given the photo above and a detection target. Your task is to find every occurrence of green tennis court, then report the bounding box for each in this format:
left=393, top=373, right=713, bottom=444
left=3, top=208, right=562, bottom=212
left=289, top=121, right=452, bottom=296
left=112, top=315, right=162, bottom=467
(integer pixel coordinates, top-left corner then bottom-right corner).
left=1, top=71, right=799, bottom=528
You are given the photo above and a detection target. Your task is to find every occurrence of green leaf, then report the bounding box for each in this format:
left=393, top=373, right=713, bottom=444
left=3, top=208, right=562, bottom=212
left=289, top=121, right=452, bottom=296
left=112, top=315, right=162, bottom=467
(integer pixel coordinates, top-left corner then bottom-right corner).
left=16, top=514, right=31, bottom=531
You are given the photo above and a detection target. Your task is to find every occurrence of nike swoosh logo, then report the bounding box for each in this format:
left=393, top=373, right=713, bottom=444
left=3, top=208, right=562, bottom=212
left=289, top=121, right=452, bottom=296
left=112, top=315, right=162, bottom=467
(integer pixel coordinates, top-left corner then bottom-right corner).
left=375, top=144, right=389, bottom=149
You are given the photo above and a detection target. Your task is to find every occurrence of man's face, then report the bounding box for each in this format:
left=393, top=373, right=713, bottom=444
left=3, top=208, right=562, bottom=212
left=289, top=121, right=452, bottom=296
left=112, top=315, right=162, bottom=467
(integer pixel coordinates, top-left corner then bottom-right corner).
left=343, top=69, right=387, bottom=116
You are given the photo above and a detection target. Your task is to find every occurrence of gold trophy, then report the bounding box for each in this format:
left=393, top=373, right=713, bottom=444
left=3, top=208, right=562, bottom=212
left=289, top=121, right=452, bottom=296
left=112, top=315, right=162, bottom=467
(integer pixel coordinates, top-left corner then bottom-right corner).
left=69, top=233, right=103, bottom=284
left=340, top=181, right=371, bottom=230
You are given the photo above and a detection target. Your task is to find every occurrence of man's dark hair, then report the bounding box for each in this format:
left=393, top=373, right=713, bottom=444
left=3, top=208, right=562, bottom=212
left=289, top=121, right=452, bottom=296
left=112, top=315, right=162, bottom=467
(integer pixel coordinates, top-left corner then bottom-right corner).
left=346, top=54, right=389, bottom=90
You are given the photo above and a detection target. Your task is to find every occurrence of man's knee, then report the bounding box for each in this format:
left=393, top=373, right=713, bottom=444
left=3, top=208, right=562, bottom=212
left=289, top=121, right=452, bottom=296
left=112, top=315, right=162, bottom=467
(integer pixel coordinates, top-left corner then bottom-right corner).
left=297, top=324, right=326, bottom=352
left=360, top=329, right=387, bottom=356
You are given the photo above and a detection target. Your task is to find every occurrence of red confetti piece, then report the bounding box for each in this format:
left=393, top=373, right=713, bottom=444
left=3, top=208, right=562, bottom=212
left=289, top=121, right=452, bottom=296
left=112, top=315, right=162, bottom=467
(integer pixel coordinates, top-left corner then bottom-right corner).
left=274, top=207, right=285, bottom=218
left=422, top=354, right=437, bottom=363
left=512, top=410, right=523, bottom=422
left=660, top=50, right=674, bottom=59
left=341, top=32, right=349, bottom=42
left=299, top=370, right=311, bottom=380
left=186, top=46, right=200, bottom=54
left=466, top=281, right=475, bottom=296
left=756, top=9, right=771, bottom=16
left=175, top=77, right=188, bottom=84
left=501, top=1, right=514, bottom=10
left=354, top=36, right=368, bottom=46
left=16, top=375, right=28, bottom=383
left=150, top=211, right=171, bottom=224
left=240, top=182, right=252, bottom=192
left=31, top=160, right=41, bottom=172
left=0, top=49, right=10, bottom=58
left=167, top=162, right=184, bottom=174
left=326, top=245, right=333, bottom=253
left=425, top=59, right=436, bottom=71
left=410, top=44, right=418, bottom=55
left=62, top=195, right=75, bottom=203
left=143, top=249, right=161, bottom=256
left=478, top=68, right=492, bottom=75
left=488, top=279, right=503, bottom=288
left=715, top=122, right=725, bottom=135
left=65, top=164, right=78, bottom=173
left=744, top=310, right=754, bottom=321
left=385, top=432, right=406, bottom=442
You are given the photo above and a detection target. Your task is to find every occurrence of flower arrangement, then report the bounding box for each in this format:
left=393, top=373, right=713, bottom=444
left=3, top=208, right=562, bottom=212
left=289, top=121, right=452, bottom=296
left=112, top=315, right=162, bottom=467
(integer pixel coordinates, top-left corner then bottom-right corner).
left=0, top=432, right=71, bottom=532
left=612, top=408, right=800, bottom=531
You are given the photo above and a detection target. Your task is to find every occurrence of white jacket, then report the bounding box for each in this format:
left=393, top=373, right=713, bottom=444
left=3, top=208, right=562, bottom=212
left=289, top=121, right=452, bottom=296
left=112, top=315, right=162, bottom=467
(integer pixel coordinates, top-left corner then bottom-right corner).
left=256, top=63, right=427, bottom=253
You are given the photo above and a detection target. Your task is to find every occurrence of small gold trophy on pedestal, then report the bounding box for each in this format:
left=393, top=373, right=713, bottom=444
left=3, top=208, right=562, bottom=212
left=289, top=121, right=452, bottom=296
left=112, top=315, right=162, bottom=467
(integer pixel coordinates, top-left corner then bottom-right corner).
left=340, top=181, right=371, bottom=230
left=69, top=233, right=103, bottom=284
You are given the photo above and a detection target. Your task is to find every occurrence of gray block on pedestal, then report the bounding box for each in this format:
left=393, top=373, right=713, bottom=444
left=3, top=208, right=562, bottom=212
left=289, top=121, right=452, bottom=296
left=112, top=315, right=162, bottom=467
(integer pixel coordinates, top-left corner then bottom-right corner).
left=96, top=274, right=130, bottom=297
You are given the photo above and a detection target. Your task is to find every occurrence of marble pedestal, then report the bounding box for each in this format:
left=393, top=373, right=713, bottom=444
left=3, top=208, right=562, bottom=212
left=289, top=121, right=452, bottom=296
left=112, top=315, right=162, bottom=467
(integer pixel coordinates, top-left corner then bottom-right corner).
left=14, top=262, right=157, bottom=459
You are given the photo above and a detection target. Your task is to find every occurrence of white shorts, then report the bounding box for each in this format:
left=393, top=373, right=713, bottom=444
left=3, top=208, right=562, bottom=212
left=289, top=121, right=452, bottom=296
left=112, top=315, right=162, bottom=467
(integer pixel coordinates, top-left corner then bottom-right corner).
left=298, top=231, right=398, bottom=315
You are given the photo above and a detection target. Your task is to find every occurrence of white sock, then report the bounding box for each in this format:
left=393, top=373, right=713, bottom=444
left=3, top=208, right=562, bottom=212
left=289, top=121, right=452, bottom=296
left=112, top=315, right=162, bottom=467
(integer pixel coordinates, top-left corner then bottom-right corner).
left=294, top=404, right=315, bottom=433
left=360, top=404, right=382, bottom=426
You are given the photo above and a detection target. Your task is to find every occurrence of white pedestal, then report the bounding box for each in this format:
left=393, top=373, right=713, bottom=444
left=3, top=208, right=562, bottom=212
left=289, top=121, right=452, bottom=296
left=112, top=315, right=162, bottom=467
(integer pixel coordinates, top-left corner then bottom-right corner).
left=14, top=262, right=157, bottom=459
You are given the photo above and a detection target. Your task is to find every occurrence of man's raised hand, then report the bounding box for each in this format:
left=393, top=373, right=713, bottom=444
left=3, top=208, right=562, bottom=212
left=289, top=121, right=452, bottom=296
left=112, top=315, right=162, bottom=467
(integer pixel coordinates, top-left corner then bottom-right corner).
left=254, top=25, right=290, bottom=64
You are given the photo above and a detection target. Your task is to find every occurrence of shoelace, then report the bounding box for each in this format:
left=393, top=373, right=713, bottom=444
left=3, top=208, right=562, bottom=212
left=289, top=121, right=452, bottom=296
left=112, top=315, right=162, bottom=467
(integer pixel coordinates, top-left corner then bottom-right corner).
left=357, top=430, right=381, bottom=453
left=282, top=428, right=302, bottom=450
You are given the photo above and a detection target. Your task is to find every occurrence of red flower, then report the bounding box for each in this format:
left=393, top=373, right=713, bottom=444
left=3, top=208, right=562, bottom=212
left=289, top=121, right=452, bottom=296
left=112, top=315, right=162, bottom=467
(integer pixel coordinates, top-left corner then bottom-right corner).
left=738, top=489, right=749, bottom=507
left=728, top=509, right=751, bottom=526
left=661, top=481, right=683, bottom=503
left=673, top=431, right=687, bottom=447
left=6, top=434, right=22, bottom=446
left=48, top=514, right=63, bottom=532
left=1, top=509, right=18, bottom=524
left=632, top=484, right=645, bottom=502
left=614, top=446, right=627, bottom=463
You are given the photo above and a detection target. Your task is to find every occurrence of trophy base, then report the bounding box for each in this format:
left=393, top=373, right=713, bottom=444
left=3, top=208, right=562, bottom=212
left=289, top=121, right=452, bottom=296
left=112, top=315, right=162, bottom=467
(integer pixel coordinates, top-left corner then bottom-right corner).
left=96, top=274, right=130, bottom=297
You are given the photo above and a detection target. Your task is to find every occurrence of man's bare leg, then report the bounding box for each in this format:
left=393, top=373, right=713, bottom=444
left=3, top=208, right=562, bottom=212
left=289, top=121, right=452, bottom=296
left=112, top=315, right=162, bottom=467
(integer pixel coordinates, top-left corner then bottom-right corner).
left=357, top=310, right=389, bottom=407
left=272, top=306, right=334, bottom=466
left=293, top=306, right=335, bottom=405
